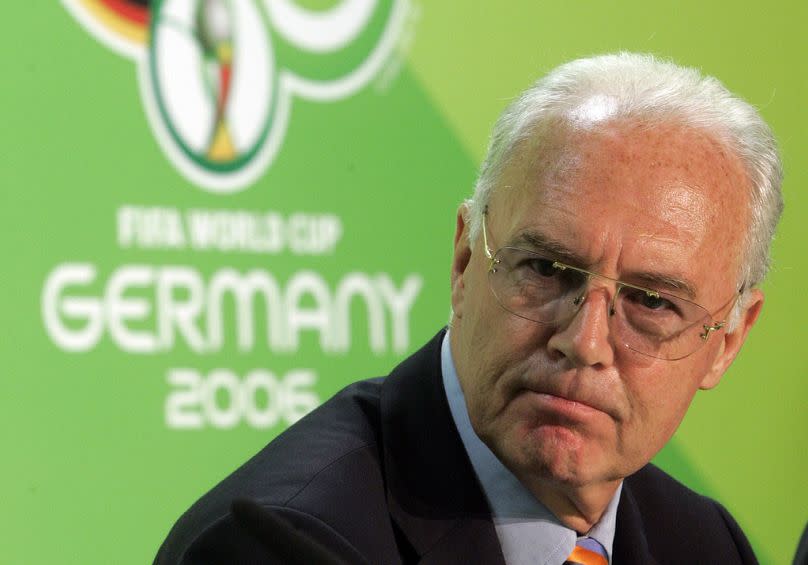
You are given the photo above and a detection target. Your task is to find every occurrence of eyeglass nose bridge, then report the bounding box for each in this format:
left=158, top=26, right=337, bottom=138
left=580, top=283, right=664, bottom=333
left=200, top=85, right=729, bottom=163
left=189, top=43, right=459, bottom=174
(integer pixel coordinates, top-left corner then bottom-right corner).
left=554, top=261, right=663, bottom=321
left=553, top=261, right=656, bottom=318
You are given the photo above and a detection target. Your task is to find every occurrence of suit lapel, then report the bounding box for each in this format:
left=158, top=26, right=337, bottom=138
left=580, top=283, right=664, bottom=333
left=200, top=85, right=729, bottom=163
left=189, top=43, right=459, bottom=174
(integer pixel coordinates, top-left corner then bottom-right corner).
left=380, top=330, right=505, bottom=564
left=613, top=479, right=660, bottom=565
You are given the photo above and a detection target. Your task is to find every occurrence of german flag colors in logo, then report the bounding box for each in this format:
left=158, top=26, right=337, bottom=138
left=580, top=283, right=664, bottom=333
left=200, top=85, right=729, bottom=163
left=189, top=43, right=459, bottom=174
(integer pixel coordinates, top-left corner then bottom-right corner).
left=63, top=0, right=408, bottom=193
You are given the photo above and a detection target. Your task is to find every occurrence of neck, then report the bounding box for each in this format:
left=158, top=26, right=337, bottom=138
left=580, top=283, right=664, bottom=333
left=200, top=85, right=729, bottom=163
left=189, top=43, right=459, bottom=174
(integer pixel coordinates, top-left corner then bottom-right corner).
left=519, top=475, right=621, bottom=533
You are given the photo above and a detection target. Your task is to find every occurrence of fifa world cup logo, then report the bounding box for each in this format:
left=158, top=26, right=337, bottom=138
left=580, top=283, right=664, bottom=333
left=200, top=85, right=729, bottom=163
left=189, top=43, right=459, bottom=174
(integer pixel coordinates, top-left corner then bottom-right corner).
left=197, top=0, right=235, bottom=162
left=63, top=0, right=408, bottom=193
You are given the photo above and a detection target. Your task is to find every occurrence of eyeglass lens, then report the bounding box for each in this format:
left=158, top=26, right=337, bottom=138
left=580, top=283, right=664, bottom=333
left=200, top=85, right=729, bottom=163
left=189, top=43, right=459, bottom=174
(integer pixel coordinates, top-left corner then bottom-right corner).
left=488, top=247, right=713, bottom=360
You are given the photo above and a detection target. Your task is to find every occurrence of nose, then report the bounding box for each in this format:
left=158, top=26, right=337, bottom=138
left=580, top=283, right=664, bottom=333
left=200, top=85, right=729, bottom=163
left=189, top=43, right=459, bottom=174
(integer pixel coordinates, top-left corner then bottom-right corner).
left=547, top=285, right=615, bottom=368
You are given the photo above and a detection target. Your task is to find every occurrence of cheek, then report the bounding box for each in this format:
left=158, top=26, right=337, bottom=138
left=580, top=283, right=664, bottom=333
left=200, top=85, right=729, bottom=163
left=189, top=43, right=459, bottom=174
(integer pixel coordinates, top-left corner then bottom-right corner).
left=621, top=363, right=704, bottom=453
left=465, top=321, right=555, bottom=426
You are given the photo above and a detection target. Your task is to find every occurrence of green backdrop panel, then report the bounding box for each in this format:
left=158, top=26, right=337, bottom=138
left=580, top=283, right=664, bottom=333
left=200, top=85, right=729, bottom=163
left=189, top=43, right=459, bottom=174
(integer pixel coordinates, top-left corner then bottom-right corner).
left=1, top=2, right=804, bottom=564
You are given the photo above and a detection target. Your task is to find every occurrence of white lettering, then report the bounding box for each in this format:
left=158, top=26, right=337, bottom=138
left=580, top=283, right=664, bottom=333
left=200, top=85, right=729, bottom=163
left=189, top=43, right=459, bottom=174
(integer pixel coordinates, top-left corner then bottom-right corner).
left=165, top=369, right=204, bottom=429
left=117, top=206, right=185, bottom=249
left=206, top=269, right=287, bottom=352
left=184, top=209, right=341, bottom=254
left=165, top=368, right=320, bottom=429
left=332, top=273, right=386, bottom=354
left=157, top=267, right=206, bottom=352
left=286, top=271, right=334, bottom=352
left=43, top=263, right=421, bottom=355
left=282, top=369, right=319, bottom=424
left=203, top=369, right=242, bottom=429
left=377, top=274, right=423, bottom=353
left=242, top=369, right=281, bottom=428
left=106, top=265, right=158, bottom=353
left=42, top=263, right=103, bottom=351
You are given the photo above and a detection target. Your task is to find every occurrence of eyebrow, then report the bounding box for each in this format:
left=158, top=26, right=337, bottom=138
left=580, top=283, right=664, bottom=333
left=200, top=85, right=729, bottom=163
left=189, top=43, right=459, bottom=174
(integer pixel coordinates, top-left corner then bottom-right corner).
left=631, top=272, right=698, bottom=300
left=510, top=230, right=699, bottom=300
left=510, top=231, right=589, bottom=265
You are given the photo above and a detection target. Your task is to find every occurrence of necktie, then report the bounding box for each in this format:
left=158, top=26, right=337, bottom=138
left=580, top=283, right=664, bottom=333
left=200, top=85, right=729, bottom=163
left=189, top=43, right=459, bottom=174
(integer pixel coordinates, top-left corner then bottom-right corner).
left=563, top=536, right=609, bottom=565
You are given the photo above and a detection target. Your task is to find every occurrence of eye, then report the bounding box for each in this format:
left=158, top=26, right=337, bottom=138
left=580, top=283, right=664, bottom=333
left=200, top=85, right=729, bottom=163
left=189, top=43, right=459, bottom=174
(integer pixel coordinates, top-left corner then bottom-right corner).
left=525, top=258, right=560, bottom=277
left=625, top=289, right=681, bottom=315
left=640, top=292, right=669, bottom=310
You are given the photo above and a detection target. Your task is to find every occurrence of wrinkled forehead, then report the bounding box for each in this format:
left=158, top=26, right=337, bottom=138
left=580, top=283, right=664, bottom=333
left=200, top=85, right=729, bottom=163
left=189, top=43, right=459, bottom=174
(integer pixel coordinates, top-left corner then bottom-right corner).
left=487, top=119, right=751, bottom=290
left=492, top=119, right=749, bottom=230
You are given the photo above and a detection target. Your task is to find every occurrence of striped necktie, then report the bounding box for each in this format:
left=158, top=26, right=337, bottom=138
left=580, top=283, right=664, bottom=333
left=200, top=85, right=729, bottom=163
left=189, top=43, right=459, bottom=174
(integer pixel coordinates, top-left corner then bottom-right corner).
left=563, top=536, right=609, bottom=565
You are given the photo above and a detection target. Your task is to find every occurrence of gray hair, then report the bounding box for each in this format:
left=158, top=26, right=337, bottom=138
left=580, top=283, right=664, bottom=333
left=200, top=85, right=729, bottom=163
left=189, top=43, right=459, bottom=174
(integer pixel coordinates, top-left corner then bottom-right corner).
left=466, top=52, right=783, bottom=330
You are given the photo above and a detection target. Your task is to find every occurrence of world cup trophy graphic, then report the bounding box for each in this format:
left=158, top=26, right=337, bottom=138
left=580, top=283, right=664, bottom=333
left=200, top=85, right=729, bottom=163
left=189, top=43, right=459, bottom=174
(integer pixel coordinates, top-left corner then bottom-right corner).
left=63, top=0, right=408, bottom=191
left=196, top=0, right=235, bottom=162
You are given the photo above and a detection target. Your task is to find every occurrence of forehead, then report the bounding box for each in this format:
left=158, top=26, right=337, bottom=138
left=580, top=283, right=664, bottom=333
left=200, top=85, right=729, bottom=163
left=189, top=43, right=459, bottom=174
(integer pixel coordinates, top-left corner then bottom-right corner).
left=492, top=120, right=750, bottom=297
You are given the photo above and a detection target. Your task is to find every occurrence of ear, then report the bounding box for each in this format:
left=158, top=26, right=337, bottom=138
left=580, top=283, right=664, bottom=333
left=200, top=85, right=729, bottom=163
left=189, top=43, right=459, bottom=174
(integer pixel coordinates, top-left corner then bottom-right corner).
left=699, top=288, right=764, bottom=390
left=451, top=203, right=473, bottom=319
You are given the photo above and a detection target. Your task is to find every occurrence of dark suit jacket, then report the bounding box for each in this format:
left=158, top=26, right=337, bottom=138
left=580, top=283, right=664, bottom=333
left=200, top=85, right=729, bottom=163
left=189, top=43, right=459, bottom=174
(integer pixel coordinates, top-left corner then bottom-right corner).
left=155, top=330, right=758, bottom=564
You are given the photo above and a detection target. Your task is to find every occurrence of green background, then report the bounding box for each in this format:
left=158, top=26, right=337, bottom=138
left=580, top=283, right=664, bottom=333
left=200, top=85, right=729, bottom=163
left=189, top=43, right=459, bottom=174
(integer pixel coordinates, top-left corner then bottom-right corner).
left=1, top=1, right=805, bottom=563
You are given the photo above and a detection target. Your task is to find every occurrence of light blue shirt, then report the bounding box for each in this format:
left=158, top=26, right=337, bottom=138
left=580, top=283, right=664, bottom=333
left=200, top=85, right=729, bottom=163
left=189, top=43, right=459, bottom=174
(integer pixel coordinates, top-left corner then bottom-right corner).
left=440, top=331, right=622, bottom=565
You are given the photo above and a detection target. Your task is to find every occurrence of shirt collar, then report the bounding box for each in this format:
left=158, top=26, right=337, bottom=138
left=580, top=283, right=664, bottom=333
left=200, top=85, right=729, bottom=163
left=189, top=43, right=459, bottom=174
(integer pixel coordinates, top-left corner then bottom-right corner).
left=440, top=330, right=621, bottom=564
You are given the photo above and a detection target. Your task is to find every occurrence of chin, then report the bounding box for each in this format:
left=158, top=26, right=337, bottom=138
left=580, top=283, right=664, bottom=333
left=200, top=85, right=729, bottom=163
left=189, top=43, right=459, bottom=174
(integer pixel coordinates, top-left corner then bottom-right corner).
left=510, top=425, right=606, bottom=487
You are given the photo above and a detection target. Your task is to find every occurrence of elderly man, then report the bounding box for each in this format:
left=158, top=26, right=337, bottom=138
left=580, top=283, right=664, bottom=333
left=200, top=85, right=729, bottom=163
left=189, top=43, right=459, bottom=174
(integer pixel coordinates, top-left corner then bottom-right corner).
left=155, top=53, right=782, bottom=564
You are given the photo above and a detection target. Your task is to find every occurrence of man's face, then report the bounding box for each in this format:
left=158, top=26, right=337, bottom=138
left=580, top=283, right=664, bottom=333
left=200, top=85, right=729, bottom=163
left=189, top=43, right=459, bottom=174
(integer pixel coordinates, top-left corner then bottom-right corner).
left=450, top=119, right=762, bottom=491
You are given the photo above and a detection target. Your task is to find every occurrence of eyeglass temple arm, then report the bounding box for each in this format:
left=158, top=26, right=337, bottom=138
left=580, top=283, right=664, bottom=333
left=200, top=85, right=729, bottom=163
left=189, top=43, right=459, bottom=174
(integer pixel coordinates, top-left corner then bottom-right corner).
left=700, top=287, right=746, bottom=340
left=482, top=205, right=494, bottom=260
left=700, top=322, right=725, bottom=340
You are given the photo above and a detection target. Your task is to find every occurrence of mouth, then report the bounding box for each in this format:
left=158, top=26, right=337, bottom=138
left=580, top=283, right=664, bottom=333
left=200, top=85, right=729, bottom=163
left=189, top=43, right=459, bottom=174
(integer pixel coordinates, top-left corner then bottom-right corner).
left=521, top=389, right=610, bottom=420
